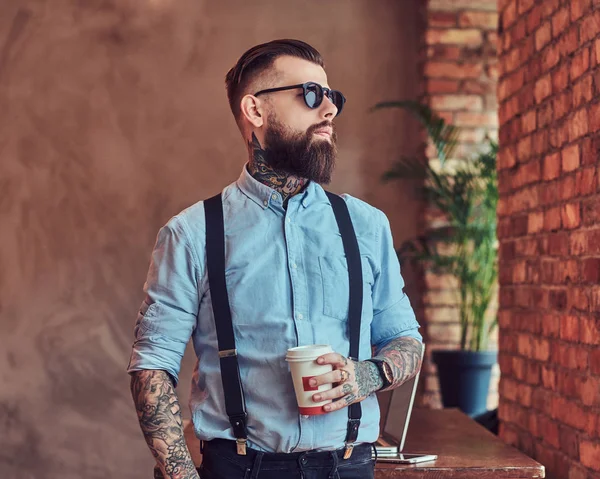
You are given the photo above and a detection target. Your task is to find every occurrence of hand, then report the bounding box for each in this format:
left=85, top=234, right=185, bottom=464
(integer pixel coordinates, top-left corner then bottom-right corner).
left=308, top=352, right=383, bottom=413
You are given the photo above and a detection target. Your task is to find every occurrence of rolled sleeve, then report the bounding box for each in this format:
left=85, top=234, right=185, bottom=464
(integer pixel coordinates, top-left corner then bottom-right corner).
left=370, top=211, right=422, bottom=349
left=127, top=215, right=200, bottom=386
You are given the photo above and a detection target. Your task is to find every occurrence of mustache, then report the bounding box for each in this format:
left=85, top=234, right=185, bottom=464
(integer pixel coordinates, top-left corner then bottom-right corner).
left=307, top=121, right=336, bottom=137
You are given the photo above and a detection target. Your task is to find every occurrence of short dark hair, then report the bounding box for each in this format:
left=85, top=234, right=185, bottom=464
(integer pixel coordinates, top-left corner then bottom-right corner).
left=225, top=39, right=324, bottom=120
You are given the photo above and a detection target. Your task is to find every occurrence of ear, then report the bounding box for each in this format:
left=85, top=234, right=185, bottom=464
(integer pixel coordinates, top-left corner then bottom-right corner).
left=240, top=94, right=264, bottom=128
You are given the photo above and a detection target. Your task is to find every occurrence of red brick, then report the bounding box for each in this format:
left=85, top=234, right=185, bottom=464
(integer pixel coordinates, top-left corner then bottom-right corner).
left=543, top=153, right=561, bottom=180
left=426, top=29, right=483, bottom=45
left=594, top=38, right=600, bottom=66
left=581, top=10, right=600, bottom=43
left=580, top=376, right=600, bottom=407
left=580, top=440, right=600, bottom=471
left=541, top=365, right=557, bottom=389
left=544, top=207, right=561, bottom=231
left=521, top=110, right=537, bottom=134
left=535, top=74, right=552, bottom=103
left=568, top=287, right=590, bottom=312
left=591, top=349, right=600, bottom=375
left=427, top=45, right=462, bottom=60
left=502, top=1, right=518, bottom=28
left=549, top=289, right=568, bottom=310
left=424, top=62, right=483, bottom=79
left=542, top=44, right=560, bottom=71
left=551, top=7, right=570, bottom=37
left=552, top=64, right=570, bottom=92
left=560, top=315, right=580, bottom=342
left=458, top=11, right=498, bottom=29
left=582, top=258, right=600, bottom=283
left=517, top=136, right=532, bottom=162
left=561, top=202, right=581, bottom=229
left=559, top=425, right=580, bottom=460
left=537, top=102, right=554, bottom=128
left=430, top=95, right=483, bottom=111
left=570, top=231, right=588, bottom=256
left=580, top=316, right=600, bottom=345
left=427, top=79, right=461, bottom=94
left=571, top=47, right=590, bottom=81
left=532, top=129, right=548, bottom=156
left=429, top=11, right=458, bottom=27
left=589, top=102, right=600, bottom=135
left=461, top=80, right=487, bottom=95
left=569, top=108, right=589, bottom=141
left=548, top=233, right=569, bottom=256
left=559, top=26, right=579, bottom=56
left=553, top=91, right=572, bottom=121
left=571, top=0, right=592, bottom=21
left=527, top=212, right=544, bottom=233
left=554, top=343, right=588, bottom=371
left=525, top=4, right=543, bottom=34
left=573, top=75, right=594, bottom=107
left=562, top=145, right=580, bottom=173
left=532, top=337, right=550, bottom=361
left=535, top=22, right=552, bottom=51
left=539, top=414, right=560, bottom=448
left=518, top=0, right=535, bottom=14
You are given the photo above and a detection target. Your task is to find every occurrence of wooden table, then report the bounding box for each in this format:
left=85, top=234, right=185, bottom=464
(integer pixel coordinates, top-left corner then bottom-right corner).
left=375, top=408, right=545, bottom=478
left=174, top=408, right=544, bottom=479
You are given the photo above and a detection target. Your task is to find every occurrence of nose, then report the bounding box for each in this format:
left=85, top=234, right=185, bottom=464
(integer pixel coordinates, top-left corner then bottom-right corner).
left=320, top=93, right=338, bottom=119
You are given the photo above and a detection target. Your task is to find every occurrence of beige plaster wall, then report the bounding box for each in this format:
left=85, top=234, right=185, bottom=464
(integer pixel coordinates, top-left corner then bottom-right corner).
left=0, top=1, right=421, bottom=477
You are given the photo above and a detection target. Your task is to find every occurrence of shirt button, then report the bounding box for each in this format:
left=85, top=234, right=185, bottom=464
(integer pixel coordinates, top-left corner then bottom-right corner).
left=302, top=415, right=310, bottom=419
left=271, top=193, right=278, bottom=200
left=292, top=263, right=297, bottom=269
left=297, top=313, right=304, bottom=320
left=263, top=200, right=268, bottom=206
left=286, top=218, right=291, bottom=223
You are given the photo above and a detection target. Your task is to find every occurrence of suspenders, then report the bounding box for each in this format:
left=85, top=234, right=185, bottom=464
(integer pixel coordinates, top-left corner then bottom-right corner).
left=203, top=191, right=363, bottom=458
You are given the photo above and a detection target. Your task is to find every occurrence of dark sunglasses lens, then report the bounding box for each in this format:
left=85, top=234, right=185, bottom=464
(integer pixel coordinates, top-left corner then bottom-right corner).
left=304, top=83, right=322, bottom=108
left=331, top=91, right=345, bottom=115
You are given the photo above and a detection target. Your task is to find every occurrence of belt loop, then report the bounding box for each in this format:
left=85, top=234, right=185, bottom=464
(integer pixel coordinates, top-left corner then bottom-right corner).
left=328, top=450, right=340, bottom=479
left=250, top=451, right=264, bottom=479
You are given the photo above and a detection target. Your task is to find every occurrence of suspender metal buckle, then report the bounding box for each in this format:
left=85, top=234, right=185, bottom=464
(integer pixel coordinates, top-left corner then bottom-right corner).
left=343, top=442, right=354, bottom=459
left=236, top=438, right=247, bottom=455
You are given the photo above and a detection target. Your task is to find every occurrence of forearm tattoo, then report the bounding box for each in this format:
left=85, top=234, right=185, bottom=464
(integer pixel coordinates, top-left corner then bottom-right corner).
left=353, top=360, right=383, bottom=398
left=130, top=370, right=199, bottom=479
left=376, top=337, right=423, bottom=391
left=247, top=133, right=307, bottom=203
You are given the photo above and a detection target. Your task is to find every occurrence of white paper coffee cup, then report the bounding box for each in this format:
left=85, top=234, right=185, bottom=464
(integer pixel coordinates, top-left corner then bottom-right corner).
left=285, top=344, right=334, bottom=415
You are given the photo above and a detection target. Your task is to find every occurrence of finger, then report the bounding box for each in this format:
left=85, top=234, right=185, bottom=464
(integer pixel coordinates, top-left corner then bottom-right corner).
left=323, top=392, right=359, bottom=412
left=313, top=382, right=355, bottom=403
left=308, top=369, right=346, bottom=388
left=316, top=353, right=348, bottom=367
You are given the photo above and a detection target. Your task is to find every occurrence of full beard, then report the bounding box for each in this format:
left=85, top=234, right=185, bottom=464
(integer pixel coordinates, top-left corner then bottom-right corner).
left=262, top=118, right=337, bottom=185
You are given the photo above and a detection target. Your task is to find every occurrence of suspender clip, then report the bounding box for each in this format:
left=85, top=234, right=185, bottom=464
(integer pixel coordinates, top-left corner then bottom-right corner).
left=343, top=442, right=354, bottom=459
left=236, top=438, right=247, bottom=455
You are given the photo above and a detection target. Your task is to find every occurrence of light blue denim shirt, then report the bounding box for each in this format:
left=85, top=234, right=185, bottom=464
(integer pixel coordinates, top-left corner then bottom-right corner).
left=127, top=164, right=422, bottom=453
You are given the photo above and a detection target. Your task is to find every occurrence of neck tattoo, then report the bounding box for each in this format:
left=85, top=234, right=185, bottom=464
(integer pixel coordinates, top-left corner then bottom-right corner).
left=247, top=133, right=307, bottom=205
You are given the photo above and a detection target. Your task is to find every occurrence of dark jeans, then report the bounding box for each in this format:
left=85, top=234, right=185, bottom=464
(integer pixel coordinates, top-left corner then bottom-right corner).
left=199, top=439, right=376, bottom=479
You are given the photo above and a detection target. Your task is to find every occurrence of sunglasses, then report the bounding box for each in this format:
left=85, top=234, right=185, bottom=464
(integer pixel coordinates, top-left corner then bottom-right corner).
left=254, top=82, right=346, bottom=117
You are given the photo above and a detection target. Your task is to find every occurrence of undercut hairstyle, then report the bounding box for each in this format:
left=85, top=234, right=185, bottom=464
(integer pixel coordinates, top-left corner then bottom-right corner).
left=225, top=39, right=324, bottom=121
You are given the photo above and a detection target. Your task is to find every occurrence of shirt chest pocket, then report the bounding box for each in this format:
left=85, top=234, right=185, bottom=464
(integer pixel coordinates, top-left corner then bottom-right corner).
left=318, top=255, right=375, bottom=322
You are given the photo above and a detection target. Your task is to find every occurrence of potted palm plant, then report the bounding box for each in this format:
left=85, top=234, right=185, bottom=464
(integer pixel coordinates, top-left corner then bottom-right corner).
left=372, top=101, right=498, bottom=416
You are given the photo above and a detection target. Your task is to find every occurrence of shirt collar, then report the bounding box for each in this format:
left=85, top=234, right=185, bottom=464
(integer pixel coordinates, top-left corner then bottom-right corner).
left=236, top=163, right=330, bottom=209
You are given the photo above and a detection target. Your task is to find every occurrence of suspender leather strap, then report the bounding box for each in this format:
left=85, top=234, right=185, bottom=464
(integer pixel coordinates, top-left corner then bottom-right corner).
left=204, top=191, right=363, bottom=458
left=204, top=193, right=249, bottom=455
left=325, top=191, right=363, bottom=458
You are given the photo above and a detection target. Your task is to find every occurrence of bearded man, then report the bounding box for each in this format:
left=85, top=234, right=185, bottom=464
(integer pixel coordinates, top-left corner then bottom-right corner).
left=127, top=39, right=423, bottom=479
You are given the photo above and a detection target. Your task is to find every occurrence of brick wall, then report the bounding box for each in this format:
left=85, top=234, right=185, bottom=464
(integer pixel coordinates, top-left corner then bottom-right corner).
left=497, top=0, right=600, bottom=478
left=418, top=0, right=499, bottom=409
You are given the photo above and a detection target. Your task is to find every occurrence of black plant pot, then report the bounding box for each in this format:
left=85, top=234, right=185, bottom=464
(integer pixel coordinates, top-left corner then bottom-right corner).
left=432, top=350, right=498, bottom=417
